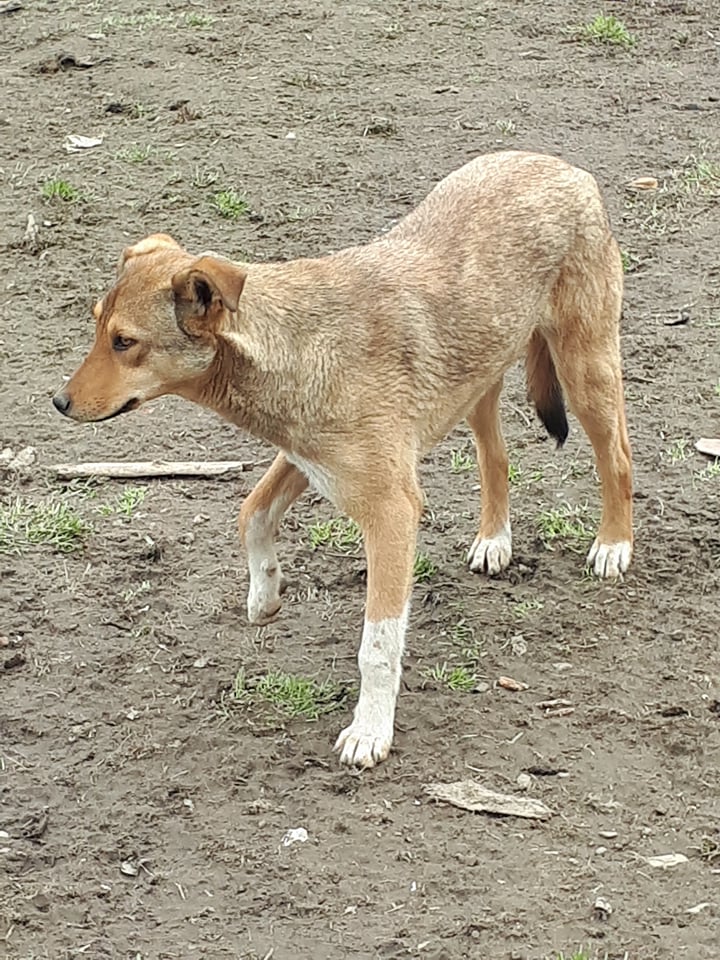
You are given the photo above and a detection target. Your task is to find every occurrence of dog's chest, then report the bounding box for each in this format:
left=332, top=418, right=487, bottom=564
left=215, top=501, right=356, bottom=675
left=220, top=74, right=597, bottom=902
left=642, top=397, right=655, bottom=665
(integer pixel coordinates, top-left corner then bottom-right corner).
left=286, top=453, right=337, bottom=504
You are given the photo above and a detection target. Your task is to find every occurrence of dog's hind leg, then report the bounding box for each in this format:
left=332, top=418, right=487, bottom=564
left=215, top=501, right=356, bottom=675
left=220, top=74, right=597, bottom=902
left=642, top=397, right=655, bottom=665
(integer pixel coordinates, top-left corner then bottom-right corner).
left=335, top=469, right=422, bottom=768
left=546, top=242, right=633, bottom=578
left=466, top=378, right=512, bottom=576
left=238, top=452, right=308, bottom=623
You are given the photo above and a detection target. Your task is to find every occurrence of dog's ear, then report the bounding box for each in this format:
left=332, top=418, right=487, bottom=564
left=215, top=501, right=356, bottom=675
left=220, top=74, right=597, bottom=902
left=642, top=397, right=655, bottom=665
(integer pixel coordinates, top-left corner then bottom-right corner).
left=118, top=234, right=182, bottom=274
left=171, top=256, right=247, bottom=336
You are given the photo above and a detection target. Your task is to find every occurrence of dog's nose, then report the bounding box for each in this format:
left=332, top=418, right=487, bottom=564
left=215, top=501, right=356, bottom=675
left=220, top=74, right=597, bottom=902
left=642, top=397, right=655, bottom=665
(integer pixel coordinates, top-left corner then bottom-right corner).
left=52, top=392, right=72, bottom=415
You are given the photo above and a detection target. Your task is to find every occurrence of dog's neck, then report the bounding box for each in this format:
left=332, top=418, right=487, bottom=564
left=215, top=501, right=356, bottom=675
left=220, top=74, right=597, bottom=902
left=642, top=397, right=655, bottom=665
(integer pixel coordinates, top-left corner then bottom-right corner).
left=179, top=260, right=353, bottom=454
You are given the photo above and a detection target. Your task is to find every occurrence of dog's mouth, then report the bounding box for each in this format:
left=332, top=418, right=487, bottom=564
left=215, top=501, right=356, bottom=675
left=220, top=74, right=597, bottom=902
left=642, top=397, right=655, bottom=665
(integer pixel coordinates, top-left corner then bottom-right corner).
left=96, top=397, right=141, bottom=421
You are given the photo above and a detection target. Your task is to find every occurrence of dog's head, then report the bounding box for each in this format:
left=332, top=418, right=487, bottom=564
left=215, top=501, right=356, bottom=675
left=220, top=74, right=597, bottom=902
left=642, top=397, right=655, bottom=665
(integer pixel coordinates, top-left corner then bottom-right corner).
left=52, top=234, right=247, bottom=422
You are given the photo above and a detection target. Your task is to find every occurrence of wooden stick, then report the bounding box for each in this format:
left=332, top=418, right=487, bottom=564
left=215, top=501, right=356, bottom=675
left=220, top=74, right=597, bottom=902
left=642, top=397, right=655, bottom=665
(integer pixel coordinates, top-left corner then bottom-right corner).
left=49, top=460, right=253, bottom=480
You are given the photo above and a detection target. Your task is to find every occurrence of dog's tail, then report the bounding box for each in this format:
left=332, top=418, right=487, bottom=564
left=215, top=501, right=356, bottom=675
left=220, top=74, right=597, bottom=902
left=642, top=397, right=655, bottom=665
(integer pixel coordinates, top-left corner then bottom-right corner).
left=525, top=330, right=568, bottom=448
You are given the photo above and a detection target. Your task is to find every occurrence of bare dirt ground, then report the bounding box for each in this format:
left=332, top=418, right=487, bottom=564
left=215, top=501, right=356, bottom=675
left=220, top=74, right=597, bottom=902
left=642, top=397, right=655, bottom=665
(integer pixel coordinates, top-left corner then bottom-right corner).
left=1, top=2, right=719, bottom=958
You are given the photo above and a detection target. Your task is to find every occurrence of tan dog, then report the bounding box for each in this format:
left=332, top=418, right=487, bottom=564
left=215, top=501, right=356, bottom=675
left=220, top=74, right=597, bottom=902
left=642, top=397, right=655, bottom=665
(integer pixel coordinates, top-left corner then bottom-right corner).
left=53, top=151, right=633, bottom=768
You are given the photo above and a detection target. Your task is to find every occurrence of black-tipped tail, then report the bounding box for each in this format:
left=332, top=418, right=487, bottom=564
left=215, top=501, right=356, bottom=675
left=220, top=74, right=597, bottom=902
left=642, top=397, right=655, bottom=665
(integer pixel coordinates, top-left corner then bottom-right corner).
left=526, top=331, right=569, bottom=448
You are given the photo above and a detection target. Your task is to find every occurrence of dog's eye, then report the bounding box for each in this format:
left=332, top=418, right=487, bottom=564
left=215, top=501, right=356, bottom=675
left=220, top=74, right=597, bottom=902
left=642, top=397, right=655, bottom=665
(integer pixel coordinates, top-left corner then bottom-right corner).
left=112, top=334, right=137, bottom=352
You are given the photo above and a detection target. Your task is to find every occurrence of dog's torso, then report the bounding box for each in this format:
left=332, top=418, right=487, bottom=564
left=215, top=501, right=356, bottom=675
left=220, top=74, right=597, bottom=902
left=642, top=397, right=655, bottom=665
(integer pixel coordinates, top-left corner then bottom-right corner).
left=207, top=151, right=615, bottom=469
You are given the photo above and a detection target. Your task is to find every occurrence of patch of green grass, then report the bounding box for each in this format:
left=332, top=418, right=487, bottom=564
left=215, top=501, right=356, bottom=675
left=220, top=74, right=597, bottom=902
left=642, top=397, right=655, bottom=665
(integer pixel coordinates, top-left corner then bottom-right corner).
left=448, top=618, right=474, bottom=647
left=665, top=438, right=690, bottom=464
left=681, top=153, right=720, bottom=195
left=424, top=661, right=478, bottom=692
left=309, top=517, right=362, bottom=552
left=413, top=551, right=437, bottom=582
left=444, top=617, right=485, bottom=661
left=495, top=118, right=516, bottom=136
left=211, top=189, right=249, bottom=220
left=233, top=669, right=349, bottom=720
left=102, top=11, right=175, bottom=31
left=508, top=463, right=543, bottom=485
left=580, top=14, right=636, bottom=48
left=41, top=179, right=80, bottom=203
left=99, top=486, right=147, bottom=519
left=450, top=448, right=474, bottom=474
left=715, top=379, right=720, bottom=398
left=0, top=498, right=91, bottom=553
left=537, top=504, right=594, bottom=553
left=185, top=12, right=214, bottom=28
left=512, top=597, right=544, bottom=619
left=551, top=951, right=592, bottom=960
left=695, top=461, right=720, bottom=483
left=115, top=144, right=153, bottom=163
left=620, top=248, right=641, bottom=273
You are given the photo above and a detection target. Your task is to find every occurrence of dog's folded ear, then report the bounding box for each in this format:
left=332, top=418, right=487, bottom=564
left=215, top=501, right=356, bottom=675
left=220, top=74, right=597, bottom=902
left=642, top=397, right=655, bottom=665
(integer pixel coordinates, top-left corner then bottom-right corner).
left=171, top=256, right=247, bottom=337
left=118, top=234, right=181, bottom=274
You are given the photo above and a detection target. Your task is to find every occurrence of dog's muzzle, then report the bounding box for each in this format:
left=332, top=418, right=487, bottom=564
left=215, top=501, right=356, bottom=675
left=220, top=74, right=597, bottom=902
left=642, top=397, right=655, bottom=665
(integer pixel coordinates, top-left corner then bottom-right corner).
left=51, top=394, right=140, bottom=421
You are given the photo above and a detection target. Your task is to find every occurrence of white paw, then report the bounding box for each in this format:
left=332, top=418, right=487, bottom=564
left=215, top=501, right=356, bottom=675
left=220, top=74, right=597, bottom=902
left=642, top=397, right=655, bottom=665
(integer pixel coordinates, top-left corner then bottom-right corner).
left=467, top=523, right=512, bottom=575
left=247, top=559, right=283, bottom=624
left=587, top=539, right=632, bottom=579
left=334, top=720, right=393, bottom=769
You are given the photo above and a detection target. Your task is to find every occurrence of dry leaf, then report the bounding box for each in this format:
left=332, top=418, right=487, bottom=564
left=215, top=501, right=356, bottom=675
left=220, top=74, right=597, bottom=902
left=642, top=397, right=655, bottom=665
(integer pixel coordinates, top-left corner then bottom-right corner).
left=626, top=176, right=658, bottom=191
left=64, top=134, right=104, bottom=152
left=425, top=780, right=552, bottom=820
left=498, top=675, right=529, bottom=692
left=696, top=438, right=720, bottom=458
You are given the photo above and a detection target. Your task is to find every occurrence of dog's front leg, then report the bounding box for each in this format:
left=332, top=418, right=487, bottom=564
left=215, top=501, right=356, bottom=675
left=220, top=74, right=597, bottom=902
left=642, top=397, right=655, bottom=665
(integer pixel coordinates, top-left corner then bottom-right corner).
left=238, top=453, right=308, bottom=624
left=335, top=479, right=421, bottom=768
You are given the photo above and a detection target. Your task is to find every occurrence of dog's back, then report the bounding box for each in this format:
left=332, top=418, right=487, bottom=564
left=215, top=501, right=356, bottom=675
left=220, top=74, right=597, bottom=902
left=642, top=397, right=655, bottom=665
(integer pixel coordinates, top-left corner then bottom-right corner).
left=306, top=151, right=621, bottom=449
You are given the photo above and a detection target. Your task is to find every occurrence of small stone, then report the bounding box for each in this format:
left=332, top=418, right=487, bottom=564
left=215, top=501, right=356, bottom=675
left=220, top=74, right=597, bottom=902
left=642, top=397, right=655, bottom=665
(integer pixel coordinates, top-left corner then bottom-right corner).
left=516, top=773, right=532, bottom=791
left=594, top=896, right=613, bottom=918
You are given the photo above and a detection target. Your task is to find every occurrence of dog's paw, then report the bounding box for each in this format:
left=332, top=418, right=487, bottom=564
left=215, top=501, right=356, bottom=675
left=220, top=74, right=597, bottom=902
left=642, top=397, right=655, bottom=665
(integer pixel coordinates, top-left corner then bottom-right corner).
left=334, top=721, right=393, bottom=769
left=247, top=579, right=283, bottom=626
left=247, top=596, right=282, bottom=625
left=247, top=556, right=286, bottom=624
left=587, top=538, right=632, bottom=579
left=467, top=524, right=512, bottom=576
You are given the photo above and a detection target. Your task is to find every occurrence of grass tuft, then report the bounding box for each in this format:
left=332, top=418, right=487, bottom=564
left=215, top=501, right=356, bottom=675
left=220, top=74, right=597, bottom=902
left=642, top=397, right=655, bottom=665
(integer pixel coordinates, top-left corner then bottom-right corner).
left=309, top=517, right=361, bottom=551
left=680, top=153, right=720, bottom=196
left=211, top=189, right=249, bottom=220
left=695, top=461, right=720, bottom=483
left=116, top=144, right=153, bottom=163
left=102, top=12, right=175, bottom=31
left=537, top=504, right=594, bottom=553
left=580, top=14, right=636, bottom=48
left=0, top=498, right=91, bottom=553
left=424, top=661, right=478, bottom=692
left=99, top=486, right=147, bottom=519
left=185, top=12, right=214, bottom=28
left=42, top=179, right=80, bottom=202
left=450, top=448, right=474, bottom=474
left=665, top=438, right=690, bottom=464
left=234, top=669, right=349, bottom=720
left=512, top=597, right=544, bottom=619
left=413, top=551, right=437, bottom=582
